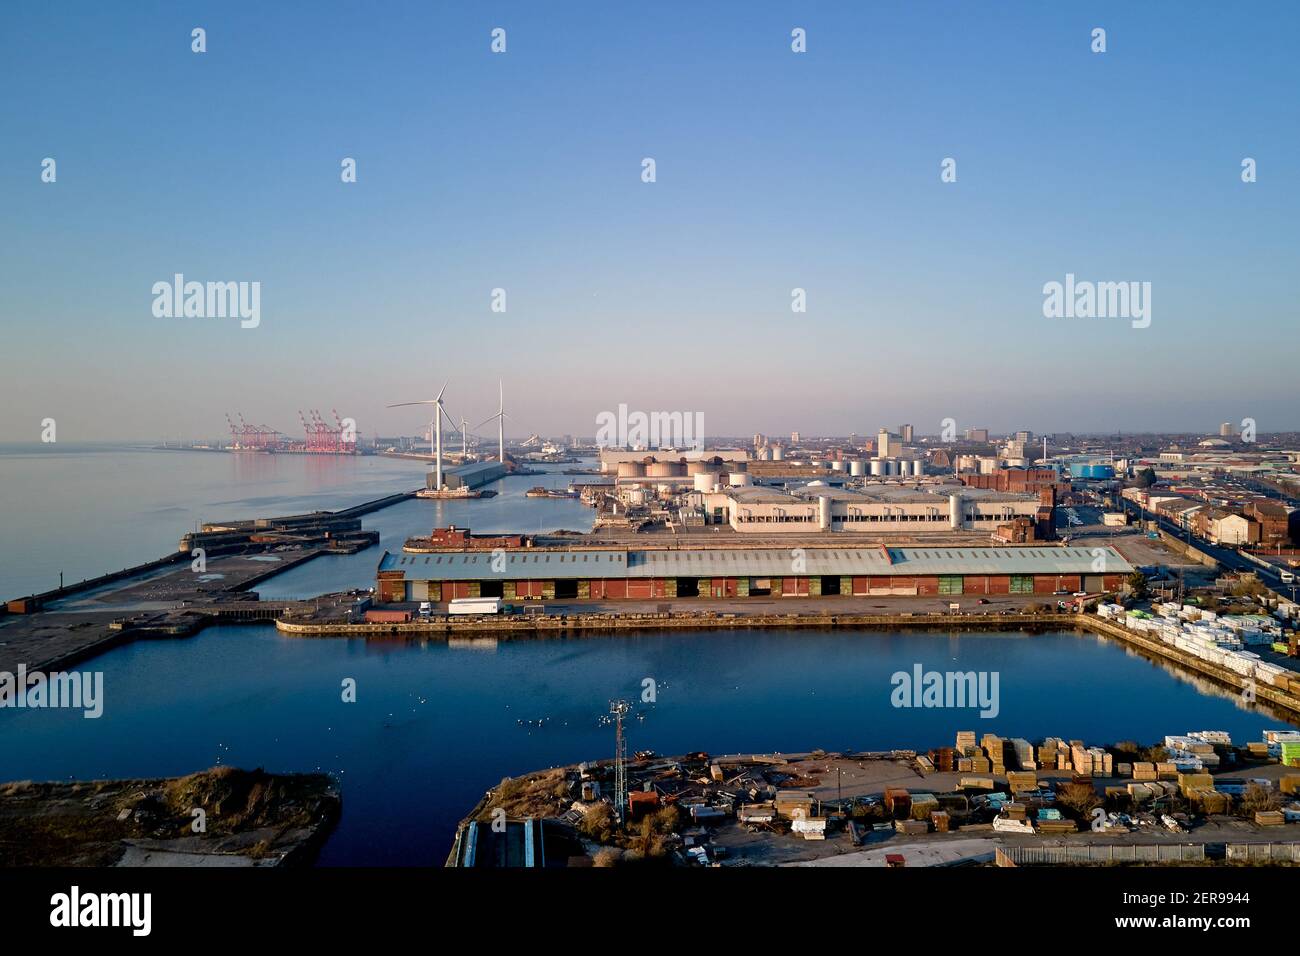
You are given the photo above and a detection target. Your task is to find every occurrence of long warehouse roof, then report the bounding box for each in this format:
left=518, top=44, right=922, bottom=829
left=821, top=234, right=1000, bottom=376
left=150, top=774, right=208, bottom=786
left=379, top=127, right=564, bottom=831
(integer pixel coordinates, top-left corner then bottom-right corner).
left=379, top=546, right=1133, bottom=581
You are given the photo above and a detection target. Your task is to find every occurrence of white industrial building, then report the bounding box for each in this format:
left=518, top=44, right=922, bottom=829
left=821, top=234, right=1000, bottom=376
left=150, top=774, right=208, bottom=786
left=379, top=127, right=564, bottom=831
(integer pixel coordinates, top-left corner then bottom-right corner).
left=696, top=483, right=1045, bottom=534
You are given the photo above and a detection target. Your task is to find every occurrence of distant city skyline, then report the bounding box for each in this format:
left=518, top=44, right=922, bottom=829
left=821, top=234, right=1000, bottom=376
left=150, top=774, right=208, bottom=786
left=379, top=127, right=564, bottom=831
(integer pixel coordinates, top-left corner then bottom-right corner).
left=3, top=2, right=1298, bottom=442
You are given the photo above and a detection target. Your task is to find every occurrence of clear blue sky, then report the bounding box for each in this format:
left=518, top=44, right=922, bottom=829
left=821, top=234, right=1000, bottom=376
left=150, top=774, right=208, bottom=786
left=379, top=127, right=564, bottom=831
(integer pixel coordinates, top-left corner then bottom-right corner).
left=2, top=1, right=1297, bottom=442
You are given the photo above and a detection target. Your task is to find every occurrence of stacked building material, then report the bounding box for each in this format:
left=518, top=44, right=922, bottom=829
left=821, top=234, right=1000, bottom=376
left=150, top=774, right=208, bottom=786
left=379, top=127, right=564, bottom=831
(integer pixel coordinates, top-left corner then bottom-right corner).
left=1007, top=771, right=1038, bottom=794
left=1037, top=817, right=1078, bottom=834
left=1178, top=772, right=1215, bottom=797
left=1283, top=742, right=1300, bottom=768
left=992, top=816, right=1035, bottom=834
left=1127, top=783, right=1155, bottom=802
left=1095, top=749, right=1114, bottom=775
left=1010, top=738, right=1036, bottom=771
left=775, top=790, right=816, bottom=820
left=1156, top=762, right=1178, bottom=780
left=737, top=802, right=775, bottom=824
left=1132, top=762, right=1158, bottom=782
left=1036, top=738, right=1062, bottom=766
left=1003, top=803, right=1028, bottom=821
left=1070, top=744, right=1093, bottom=775
left=960, top=777, right=995, bottom=791
left=909, top=793, right=939, bottom=820
left=931, top=811, right=950, bottom=833
left=937, top=794, right=971, bottom=813
left=1116, top=763, right=1132, bottom=778
left=1281, top=775, right=1300, bottom=795
left=1255, top=810, right=1285, bottom=827
left=895, top=819, right=928, bottom=835
left=1071, top=746, right=1113, bottom=776
left=884, top=788, right=911, bottom=818
left=982, top=735, right=1007, bottom=776
left=1189, top=789, right=1230, bottom=814
left=931, top=747, right=956, bottom=772
left=957, top=757, right=973, bottom=772
left=955, top=730, right=977, bottom=753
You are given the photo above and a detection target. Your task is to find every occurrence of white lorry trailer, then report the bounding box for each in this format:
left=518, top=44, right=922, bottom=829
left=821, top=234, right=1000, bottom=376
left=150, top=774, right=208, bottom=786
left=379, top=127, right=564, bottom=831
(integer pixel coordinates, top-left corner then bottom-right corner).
left=447, top=597, right=504, bottom=615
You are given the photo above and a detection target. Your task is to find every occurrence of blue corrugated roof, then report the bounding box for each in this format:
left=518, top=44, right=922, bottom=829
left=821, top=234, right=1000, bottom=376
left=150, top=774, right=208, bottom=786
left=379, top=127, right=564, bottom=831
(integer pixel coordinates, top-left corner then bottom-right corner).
left=379, top=545, right=1132, bottom=581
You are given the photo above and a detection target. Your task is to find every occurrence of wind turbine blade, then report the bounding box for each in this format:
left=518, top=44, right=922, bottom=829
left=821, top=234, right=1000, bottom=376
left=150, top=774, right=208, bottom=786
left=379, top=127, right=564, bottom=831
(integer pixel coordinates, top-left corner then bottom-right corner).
left=386, top=401, right=437, bottom=408
left=474, top=414, right=499, bottom=429
left=435, top=381, right=448, bottom=402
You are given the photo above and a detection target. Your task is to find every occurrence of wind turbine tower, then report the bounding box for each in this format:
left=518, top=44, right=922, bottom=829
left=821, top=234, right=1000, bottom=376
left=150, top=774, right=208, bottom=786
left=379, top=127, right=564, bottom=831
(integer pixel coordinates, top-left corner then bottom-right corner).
left=475, top=380, right=509, bottom=464
left=388, top=382, right=458, bottom=490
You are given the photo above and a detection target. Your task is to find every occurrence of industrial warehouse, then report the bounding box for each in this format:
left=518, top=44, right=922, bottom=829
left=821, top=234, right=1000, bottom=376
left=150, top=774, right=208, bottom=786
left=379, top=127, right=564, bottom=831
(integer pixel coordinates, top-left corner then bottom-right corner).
left=375, top=544, right=1132, bottom=603
left=700, top=484, right=1053, bottom=537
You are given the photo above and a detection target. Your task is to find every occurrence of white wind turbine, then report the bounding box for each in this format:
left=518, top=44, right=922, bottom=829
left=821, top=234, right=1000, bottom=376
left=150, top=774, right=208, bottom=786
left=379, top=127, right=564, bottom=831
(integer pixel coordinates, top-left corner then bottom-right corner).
left=475, top=380, right=510, bottom=463
left=389, top=382, right=461, bottom=490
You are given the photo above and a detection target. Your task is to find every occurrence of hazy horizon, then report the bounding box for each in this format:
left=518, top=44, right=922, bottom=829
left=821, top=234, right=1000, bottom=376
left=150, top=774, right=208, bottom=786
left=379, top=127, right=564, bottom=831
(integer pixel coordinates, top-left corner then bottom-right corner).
left=4, top=2, right=1298, bottom=443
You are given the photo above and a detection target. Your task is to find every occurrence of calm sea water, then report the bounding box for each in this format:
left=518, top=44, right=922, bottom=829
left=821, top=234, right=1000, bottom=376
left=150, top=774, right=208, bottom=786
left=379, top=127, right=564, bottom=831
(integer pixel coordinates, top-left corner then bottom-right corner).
left=0, top=624, right=1292, bottom=865
left=0, top=443, right=594, bottom=599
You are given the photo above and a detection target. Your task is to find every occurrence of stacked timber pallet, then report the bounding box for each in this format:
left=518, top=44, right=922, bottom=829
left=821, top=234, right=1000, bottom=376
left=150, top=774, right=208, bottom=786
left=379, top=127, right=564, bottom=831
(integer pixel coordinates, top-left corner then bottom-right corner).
left=1132, top=762, right=1158, bottom=782
left=1007, top=771, right=1038, bottom=794
left=982, top=735, right=1007, bottom=777
left=1010, top=738, right=1036, bottom=771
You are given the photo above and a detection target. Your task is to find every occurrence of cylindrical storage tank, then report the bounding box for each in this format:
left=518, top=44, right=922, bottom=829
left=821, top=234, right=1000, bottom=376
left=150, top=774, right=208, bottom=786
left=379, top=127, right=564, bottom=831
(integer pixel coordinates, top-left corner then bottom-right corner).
left=626, top=488, right=646, bottom=505
left=949, top=493, right=963, bottom=530
left=687, top=460, right=711, bottom=475
left=870, top=458, right=884, bottom=476
left=617, top=461, right=646, bottom=478
left=760, top=447, right=772, bottom=460
left=728, top=472, right=752, bottom=487
left=978, top=457, right=998, bottom=474
left=910, top=459, right=924, bottom=477
left=694, top=472, right=719, bottom=493
left=1075, top=463, right=1115, bottom=479
left=772, top=445, right=785, bottom=460
left=849, top=459, right=865, bottom=476
left=817, top=494, right=832, bottom=531
left=728, top=459, right=747, bottom=472
left=647, top=461, right=684, bottom=478
left=883, top=459, right=896, bottom=476
left=831, top=460, right=845, bottom=472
